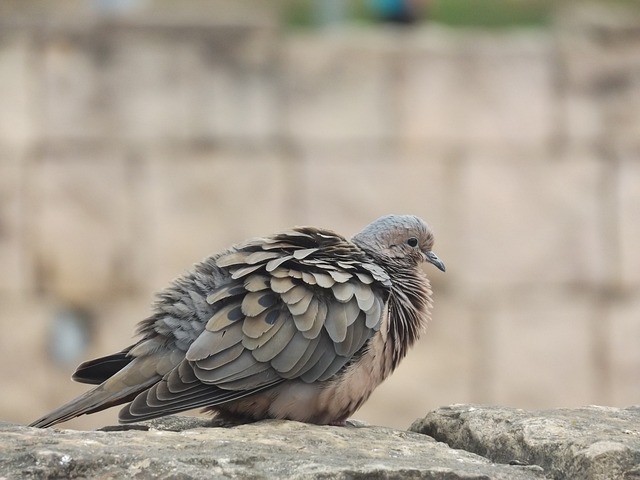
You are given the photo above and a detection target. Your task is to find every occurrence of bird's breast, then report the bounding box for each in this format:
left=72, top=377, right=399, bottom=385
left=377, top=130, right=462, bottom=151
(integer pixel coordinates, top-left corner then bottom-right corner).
left=270, top=315, right=394, bottom=424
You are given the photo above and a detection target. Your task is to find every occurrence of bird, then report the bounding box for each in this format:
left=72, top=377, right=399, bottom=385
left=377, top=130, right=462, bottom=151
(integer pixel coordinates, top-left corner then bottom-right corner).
left=30, top=214, right=445, bottom=428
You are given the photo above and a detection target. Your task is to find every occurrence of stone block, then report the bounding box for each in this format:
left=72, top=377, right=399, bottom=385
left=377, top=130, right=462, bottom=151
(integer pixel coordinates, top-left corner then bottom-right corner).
left=38, top=28, right=104, bottom=141
left=556, top=5, right=640, bottom=92
left=560, top=92, right=604, bottom=147
left=556, top=6, right=640, bottom=149
left=284, top=33, right=394, bottom=142
left=187, top=24, right=279, bottom=143
left=29, top=147, right=132, bottom=303
left=608, top=77, right=640, bottom=149
left=399, top=30, right=555, bottom=147
left=0, top=160, right=29, bottom=294
left=102, top=33, right=194, bottom=144
left=484, top=289, right=594, bottom=407
left=567, top=75, right=640, bottom=151
left=0, top=32, right=35, bottom=150
left=609, top=294, right=640, bottom=406
left=141, top=148, right=292, bottom=291
left=456, top=148, right=607, bottom=291
left=618, top=153, right=640, bottom=286
left=397, top=32, right=464, bottom=145
left=105, top=23, right=278, bottom=144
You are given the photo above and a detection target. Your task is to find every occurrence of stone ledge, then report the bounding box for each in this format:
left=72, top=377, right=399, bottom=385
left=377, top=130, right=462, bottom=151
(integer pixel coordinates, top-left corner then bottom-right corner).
left=3, top=414, right=544, bottom=480
left=5, top=405, right=639, bottom=478
left=410, top=404, right=640, bottom=480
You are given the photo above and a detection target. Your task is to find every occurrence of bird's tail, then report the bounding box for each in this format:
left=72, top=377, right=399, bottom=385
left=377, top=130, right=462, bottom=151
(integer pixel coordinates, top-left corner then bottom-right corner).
left=29, top=379, right=156, bottom=428
left=29, top=351, right=179, bottom=428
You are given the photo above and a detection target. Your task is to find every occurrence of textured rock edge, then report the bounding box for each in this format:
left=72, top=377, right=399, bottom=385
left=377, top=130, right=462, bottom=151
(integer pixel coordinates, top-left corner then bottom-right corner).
left=410, top=404, right=640, bottom=480
left=3, top=405, right=639, bottom=479
left=1, top=413, right=546, bottom=480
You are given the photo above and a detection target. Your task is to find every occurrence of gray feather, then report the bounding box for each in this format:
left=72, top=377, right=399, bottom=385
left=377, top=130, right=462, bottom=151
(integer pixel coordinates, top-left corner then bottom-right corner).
left=251, top=318, right=297, bottom=363
left=287, top=290, right=314, bottom=316
left=193, top=342, right=244, bottom=371
left=242, top=309, right=285, bottom=343
left=292, top=297, right=319, bottom=332
left=302, top=299, right=327, bottom=340
left=270, top=331, right=311, bottom=373
left=244, top=274, right=270, bottom=292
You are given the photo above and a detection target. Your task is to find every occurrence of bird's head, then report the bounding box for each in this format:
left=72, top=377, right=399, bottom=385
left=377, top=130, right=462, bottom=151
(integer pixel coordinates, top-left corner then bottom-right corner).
left=352, top=214, right=445, bottom=272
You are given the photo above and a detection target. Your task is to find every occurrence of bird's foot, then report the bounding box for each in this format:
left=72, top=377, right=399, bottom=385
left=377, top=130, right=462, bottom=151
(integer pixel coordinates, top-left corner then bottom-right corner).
left=328, top=419, right=347, bottom=427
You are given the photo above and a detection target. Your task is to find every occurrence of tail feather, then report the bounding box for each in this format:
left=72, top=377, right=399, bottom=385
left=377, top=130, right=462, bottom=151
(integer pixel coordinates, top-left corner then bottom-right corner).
left=29, top=351, right=181, bottom=428
left=29, top=374, right=160, bottom=428
left=72, top=348, right=134, bottom=385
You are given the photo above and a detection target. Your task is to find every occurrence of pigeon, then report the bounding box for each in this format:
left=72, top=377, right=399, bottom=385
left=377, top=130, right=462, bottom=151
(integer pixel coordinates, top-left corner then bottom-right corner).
left=30, top=214, right=445, bottom=428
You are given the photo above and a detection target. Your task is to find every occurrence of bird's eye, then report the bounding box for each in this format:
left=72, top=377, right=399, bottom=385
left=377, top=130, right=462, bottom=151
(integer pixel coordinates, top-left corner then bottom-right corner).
left=407, top=237, right=418, bottom=247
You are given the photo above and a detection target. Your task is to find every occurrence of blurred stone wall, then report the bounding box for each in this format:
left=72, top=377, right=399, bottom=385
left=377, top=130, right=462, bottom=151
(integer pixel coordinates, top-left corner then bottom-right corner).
left=0, top=5, right=639, bottom=430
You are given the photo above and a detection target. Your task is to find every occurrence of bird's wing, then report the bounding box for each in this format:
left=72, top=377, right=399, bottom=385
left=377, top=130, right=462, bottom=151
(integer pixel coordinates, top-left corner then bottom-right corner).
left=119, top=227, right=391, bottom=423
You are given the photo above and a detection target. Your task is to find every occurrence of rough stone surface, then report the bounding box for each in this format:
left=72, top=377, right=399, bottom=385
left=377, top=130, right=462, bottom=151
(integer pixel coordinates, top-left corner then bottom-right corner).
left=1, top=416, right=545, bottom=480
left=411, top=405, right=640, bottom=480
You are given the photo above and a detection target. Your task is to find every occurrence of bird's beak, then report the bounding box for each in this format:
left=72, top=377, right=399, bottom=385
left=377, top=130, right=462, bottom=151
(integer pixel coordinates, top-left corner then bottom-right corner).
left=425, top=251, right=446, bottom=272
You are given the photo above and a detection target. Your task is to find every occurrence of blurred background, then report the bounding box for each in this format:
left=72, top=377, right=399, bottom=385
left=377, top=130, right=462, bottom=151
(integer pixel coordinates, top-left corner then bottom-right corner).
left=1, top=0, right=639, bottom=430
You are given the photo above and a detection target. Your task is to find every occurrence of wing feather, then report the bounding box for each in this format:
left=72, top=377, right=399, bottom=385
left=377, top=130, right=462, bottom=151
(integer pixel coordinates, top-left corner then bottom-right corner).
left=292, top=297, right=319, bottom=332
left=270, top=331, right=311, bottom=373
left=241, top=291, right=277, bottom=316
left=324, top=300, right=355, bottom=343
left=302, top=299, right=328, bottom=340
left=206, top=303, right=245, bottom=332
left=299, top=341, right=341, bottom=383
left=242, top=309, right=285, bottom=345
left=244, top=274, right=270, bottom=292
left=186, top=321, right=244, bottom=362
left=270, top=276, right=296, bottom=293
left=279, top=332, right=323, bottom=378
left=193, top=342, right=244, bottom=371
left=250, top=318, right=297, bottom=363
left=280, top=285, right=308, bottom=305
left=286, top=289, right=314, bottom=316
left=194, top=350, right=261, bottom=383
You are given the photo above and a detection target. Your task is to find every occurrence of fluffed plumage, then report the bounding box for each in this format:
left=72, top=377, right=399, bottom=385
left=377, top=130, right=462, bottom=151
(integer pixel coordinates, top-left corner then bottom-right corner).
left=30, top=214, right=445, bottom=428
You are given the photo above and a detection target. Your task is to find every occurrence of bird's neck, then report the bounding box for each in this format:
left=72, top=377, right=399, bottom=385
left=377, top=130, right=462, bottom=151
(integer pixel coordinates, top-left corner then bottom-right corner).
left=386, top=267, right=433, bottom=371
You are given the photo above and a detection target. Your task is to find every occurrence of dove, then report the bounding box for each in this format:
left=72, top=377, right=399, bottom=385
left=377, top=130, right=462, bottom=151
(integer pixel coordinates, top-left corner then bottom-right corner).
left=30, top=214, right=445, bottom=428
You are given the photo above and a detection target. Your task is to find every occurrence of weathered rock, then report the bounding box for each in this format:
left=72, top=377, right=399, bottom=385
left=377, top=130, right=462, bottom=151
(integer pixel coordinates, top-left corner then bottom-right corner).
left=1, top=416, right=545, bottom=480
left=410, top=405, right=640, bottom=480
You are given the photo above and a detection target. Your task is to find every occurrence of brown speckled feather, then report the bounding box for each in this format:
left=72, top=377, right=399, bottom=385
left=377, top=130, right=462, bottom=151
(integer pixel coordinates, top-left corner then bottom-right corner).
left=30, top=214, right=444, bottom=428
